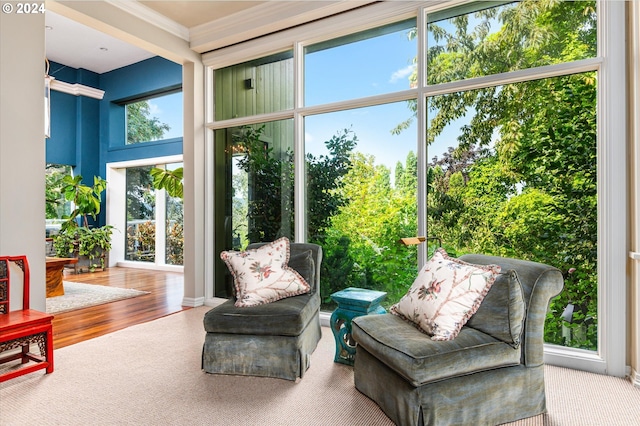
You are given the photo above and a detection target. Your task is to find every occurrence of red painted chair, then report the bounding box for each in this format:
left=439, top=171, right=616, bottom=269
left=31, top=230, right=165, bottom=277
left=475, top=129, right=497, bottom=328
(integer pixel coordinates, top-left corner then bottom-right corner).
left=0, top=255, right=54, bottom=382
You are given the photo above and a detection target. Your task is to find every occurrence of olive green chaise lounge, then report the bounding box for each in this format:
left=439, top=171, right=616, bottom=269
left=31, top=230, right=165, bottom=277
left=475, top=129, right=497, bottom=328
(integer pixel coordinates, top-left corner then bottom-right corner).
left=352, top=254, right=564, bottom=426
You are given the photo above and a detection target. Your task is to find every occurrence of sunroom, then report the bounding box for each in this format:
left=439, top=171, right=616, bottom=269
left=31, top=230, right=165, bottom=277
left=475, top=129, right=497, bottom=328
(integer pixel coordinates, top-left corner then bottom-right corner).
left=1, top=0, right=638, bottom=393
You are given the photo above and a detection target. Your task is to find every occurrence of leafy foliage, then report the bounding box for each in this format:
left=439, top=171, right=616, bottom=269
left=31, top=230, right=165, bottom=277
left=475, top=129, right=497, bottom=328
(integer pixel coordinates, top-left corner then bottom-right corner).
left=150, top=167, right=184, bottom=199
left=166, top=221, right=184, bottom=265
left=60, top=175, right=107, bottom=230
left=45, top=164, right=72, bottom=219
left=418, top=0, right=598, bottom=349
left=307, top=128, right=357, bottom=240
left=126, top=166, right=155, bottom=222
left=126, top=220, right=155, bottom=262
left=235, top=125, right=292, bottom=242
left=52, top=174, right=114, bottom=270
left=319, top=151, right=419, bottom=309
left=126, top=100, right=170, bottom=144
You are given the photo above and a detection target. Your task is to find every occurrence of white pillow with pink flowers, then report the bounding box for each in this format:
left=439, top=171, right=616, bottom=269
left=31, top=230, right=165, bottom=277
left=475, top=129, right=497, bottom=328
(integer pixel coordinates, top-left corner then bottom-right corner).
left=390, top=248, right=500, bottom=340
left=220, top=237, right=310, bottom=307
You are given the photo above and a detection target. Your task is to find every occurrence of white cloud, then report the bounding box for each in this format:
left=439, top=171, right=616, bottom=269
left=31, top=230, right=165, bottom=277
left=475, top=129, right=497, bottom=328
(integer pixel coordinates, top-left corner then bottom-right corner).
left=389, top=64, right=416, bottom=84
left=147, top=101, right=162, bottom=116
left=305, top=132, right=314, bottom=143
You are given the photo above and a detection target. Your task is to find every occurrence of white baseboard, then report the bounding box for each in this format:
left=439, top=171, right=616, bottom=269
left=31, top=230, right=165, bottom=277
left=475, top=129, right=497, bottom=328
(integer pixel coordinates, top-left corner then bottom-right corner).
left=320, top=311, right=331, bottom=327
left=632, top=368, right=640, bottom=389
left=181, top=296, right=205, bottom=307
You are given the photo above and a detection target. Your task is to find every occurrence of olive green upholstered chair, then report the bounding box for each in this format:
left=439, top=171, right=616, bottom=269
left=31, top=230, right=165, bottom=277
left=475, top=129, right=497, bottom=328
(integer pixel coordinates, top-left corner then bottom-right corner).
left=202, top=242, right=322, bottom=381
left=351, top=254, right=564, bottom=426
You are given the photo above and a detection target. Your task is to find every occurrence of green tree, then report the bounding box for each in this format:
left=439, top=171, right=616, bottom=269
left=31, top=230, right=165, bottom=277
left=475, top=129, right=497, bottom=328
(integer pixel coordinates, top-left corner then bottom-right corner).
left=126, top=100, right=171, bottom=144
left=323, top=152, right=419, bottom=308
left=307, top=128, right=357, bottom=241
left=45, top=164, right=72, bottom=219
left=126, top=166, right=155, bottom=221
left=235, top=125, right=290, bottom=242
left=411, top=0, right=598, bottom=348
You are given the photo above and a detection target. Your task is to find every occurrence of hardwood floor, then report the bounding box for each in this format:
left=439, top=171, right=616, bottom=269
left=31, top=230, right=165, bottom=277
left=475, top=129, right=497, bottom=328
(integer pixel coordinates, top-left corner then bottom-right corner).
left=52, top=267, right=190, bottom=349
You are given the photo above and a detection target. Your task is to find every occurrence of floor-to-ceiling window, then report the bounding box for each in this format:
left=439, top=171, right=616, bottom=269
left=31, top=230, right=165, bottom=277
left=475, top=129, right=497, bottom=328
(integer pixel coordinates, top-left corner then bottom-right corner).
left=123, top=161, right=184, bottom=267
left=107, top=87, right=184, bottom=270
left=303, top=22, right=419, bottom=308
left=424, top=1, right=598, bottom=351
left=126, top=165, right=156, bottom=262
left=107, top=156, right=184, bottom=272
left=205, top=0, right=626, bottom=375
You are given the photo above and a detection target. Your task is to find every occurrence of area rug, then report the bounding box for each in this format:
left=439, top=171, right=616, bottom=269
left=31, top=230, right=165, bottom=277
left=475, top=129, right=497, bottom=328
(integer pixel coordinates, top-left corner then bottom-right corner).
left=46, top=281, right=149, bottom=314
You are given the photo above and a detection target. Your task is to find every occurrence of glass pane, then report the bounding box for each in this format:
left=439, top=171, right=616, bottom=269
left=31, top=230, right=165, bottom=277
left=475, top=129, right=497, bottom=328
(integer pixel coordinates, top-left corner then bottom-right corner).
left=305, top=102, right=418, bottom=310
left=45, top=164, right=73, bottom=238
left=426, top=1, right=597, bottom=85
left=213, top=119, right=294, bottom=297
left=214, top=52, right=294, bottom=121
left=126, top=91, right=182, bottom=144
left=305, top=19, right=417, bottom=106
left=426, top=72, right=597, bottom=350
left=126, top=166, right=156, bottom=262
left=165, top=162, right=184, bottom=266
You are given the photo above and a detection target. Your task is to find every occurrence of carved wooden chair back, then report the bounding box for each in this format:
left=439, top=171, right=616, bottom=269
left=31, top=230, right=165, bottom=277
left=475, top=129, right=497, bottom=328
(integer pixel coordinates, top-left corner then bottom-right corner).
left=0, top=255, right=54, bottom=382
left=0, top=255, right=30, bottom=313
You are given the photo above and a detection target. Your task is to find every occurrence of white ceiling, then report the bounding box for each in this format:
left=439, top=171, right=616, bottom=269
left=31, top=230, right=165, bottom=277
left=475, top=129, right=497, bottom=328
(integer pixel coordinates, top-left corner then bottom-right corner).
left=44, top=1, right=370, bottom=75
left=45, top=1, right=263, bottom=74
left=45, top=12, right=155, bottom=74
left=140, top=1, right=264, bottom=28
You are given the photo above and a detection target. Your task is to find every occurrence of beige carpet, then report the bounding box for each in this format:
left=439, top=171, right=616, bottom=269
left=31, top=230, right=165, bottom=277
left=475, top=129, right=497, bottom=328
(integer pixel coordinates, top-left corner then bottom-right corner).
left=1, top=306, right=639, bottom=425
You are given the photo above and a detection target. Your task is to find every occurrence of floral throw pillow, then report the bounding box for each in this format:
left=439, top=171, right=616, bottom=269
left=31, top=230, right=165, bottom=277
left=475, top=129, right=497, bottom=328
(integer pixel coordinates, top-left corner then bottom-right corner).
left=220, top=237, right=310, bottom=307
left=390, top=248, right=501, bottom=341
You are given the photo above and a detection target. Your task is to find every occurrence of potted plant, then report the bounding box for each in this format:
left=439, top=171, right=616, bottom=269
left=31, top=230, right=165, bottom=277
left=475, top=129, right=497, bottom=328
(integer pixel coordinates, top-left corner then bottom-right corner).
left=52, top=175, right=114, bottom=272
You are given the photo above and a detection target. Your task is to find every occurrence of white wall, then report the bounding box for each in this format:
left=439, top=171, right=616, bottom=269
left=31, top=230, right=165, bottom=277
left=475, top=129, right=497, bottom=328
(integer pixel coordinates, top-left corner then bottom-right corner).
left=0, top=10, right=46, bottom=311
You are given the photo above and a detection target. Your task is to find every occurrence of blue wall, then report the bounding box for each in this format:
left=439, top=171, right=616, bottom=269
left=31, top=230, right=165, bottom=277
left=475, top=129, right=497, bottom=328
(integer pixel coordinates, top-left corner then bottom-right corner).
left=46, top=57, right=183, bottom=225
left=100, top=56, right=183, bottom=169
left=46, top=63, right=98, bottom=170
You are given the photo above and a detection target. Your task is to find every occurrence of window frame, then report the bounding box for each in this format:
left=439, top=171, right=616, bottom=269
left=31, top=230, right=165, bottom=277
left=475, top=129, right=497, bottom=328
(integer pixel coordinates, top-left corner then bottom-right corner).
left=202, top=0, right=627, bottom=376
left=106, top=155, right=185, bottom=273
left=122, top=88, right=183, bottom=145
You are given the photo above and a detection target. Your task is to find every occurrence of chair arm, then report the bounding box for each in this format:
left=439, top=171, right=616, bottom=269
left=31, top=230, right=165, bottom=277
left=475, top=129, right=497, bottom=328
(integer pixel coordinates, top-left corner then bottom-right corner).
left=460, top=254, right=564, bottom=367
left=522, top=267, right=564, bottom=366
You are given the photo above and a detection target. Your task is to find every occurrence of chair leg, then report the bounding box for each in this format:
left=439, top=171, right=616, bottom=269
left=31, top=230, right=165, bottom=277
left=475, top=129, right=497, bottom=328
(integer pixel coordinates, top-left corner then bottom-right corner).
left=45, top=325, right=54, bottom=374
left=21, top=344, right=30, bottom=364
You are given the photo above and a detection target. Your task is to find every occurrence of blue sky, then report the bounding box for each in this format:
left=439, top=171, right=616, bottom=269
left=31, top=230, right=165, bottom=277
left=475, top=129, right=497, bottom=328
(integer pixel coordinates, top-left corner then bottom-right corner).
left=146, top=91, right=183, bottom=140
left=304, top=24, right=419, bottom=174
left=146, top=20, right=464, bottom=174
left=303, top=21, right=462, bottom=176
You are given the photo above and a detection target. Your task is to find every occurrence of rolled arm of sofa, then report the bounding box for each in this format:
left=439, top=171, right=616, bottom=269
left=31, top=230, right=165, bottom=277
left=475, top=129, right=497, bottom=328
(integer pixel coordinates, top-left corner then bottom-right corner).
left=522, top=267, right=564, bottom=366
left=460, top=254, right=564, bottom=367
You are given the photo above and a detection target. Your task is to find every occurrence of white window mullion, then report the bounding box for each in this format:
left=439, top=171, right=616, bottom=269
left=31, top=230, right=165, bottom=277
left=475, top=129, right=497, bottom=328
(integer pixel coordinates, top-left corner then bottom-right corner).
left=155, top=185, right=167, bottom=266
left=595, top=0, right=626, bottom=377
left=293, top=41, right=306, bottom=242
left=417, top=6, right=428, bottom=268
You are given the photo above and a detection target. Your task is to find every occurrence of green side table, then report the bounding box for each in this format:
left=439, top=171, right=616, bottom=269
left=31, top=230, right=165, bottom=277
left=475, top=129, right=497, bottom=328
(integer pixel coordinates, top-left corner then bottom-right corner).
left=330, top=287, right=387, bottom=366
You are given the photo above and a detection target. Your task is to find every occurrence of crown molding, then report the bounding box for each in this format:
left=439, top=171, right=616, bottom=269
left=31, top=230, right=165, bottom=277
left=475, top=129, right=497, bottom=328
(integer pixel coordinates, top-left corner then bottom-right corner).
left=49, top=78, right=105, bottom=100
left=105, top=0, right=190, bottom=41
left=190, top=1, right=374, bottom=54
left=202, top=1, right=425, bottom=69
